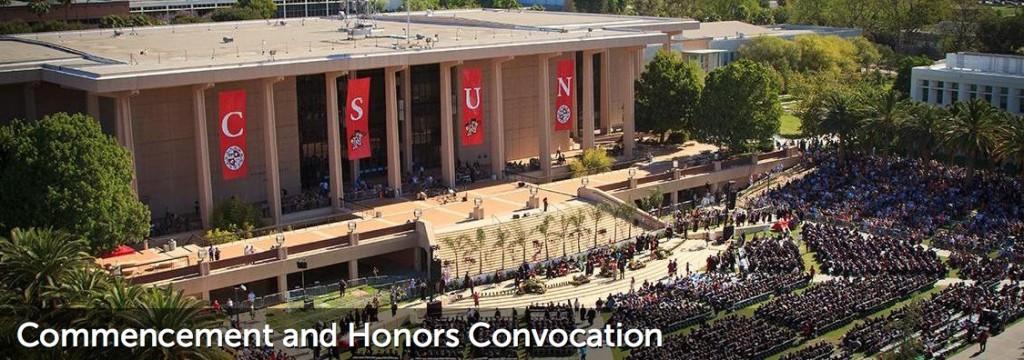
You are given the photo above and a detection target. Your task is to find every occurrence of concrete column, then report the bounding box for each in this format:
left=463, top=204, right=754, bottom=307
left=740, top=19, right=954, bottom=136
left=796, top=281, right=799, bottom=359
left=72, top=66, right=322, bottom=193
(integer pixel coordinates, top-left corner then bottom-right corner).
left=263, top=77, right=284, bottom=225
left=538, top=53, right=558, bottom=180
left=1010, top=88, right=1021, bottom=114
left=958, top=82, right=969, bottom=102
left=942, top=82, right=953, bottom=106
left=86, top=93, right=100, bottom=120
left=276, top=274, right=288, bottom=297
left=599, top=51, right=612, bottom=134
left=385, top=66, right=404, bottom=195
left=990, top=88, right=1000, bottom=108
left=348, top=260, right=359, bottom=280
left=114, top=91, right=139, bottom=194
left=440, top=62, right=460, bottom=187
left=192, top=84, right=215, bottom=229
left=24, top=82, right=38, bottom=121
left=402, top=69, right=414, bottom=171
left=490, top=57, right=512, bottom=179
left=623, top=48, right=639, bottom=159
left=670, top=191, right=678, bottom=206
left=910, top=79, right=922, bottom=102
left=582, top=51, right=596, bottom=151
left=326, top=71, right=347, bottom=208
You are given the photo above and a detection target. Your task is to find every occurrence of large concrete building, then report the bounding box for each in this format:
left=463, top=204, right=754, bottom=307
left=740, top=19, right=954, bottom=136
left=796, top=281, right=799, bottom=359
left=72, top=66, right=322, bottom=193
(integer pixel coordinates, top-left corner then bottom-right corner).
left=0, top=9, right=696, bottom=232
left=911, top=52, right=1024, bottom=115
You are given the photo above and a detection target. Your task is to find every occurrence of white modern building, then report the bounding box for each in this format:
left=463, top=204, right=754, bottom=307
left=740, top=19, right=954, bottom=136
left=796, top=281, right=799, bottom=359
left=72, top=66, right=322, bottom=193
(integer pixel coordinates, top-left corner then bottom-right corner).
left=911, top=52, right=1024, bottom=114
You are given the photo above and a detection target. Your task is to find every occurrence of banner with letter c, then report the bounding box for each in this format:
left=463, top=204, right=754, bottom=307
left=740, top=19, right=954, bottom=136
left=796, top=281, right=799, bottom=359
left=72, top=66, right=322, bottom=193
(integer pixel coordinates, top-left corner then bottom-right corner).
left=219, top=89, right=248, bottom=180
left=554, top=58, right=575, bottom=132
left=345, top=77, right=372, bottom=160
left=461, top=67, right=484, bottom=146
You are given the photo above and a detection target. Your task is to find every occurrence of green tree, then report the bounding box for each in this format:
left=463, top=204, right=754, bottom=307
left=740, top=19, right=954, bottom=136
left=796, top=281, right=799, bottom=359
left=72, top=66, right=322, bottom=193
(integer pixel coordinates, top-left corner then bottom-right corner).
left=442, top=0, right=478, bottom=8
left=120, top=287, right=230, bottom=360
left=510, top=221, right=533, bottom=263
left=694, top=59, right=782, bottom=152
left=237, top=0, right=277, bottom=18
left=977, top=11, right=1024, bottom=54
left=569, top=148, right=614, bottom=177
left=210, top=197, right=265, bottom=231
left=442, top=236, right=467, bottom=276
left=859, top=89, right=909, bottom=153
left=493, top=227, right=509, bottom=270
left=492, top=0, right=520, bottom=10
left=0, top=113, right=150, bottom=252
left=635, top=50, right=703, bottom=140
left=943, top=98, right=1004, bottom=174
left=0, top=228, right=92, bottom=309
left=537, top=215, right=553, bottom=261
left=28, top=0, right=51, bottom=21
left=800, top=89, right=864, bottom=152
left=589, top=203, right=607, bottom=248
left=557, top=213, right=572, bottom=257
left=404, top=0, right=441, bottom=11
left=899, top=102, right=948, bottom=162
left=740, top=36, right=802, bottom=74
left=473, top=228, right=487, bottom=274
left=992, top=114, right=1024, bottom=176
left=569, top=209, right=587, bottom=254
left=893, top=56, right=934, bottom=97
left=632, top=0, right=665, bottom=16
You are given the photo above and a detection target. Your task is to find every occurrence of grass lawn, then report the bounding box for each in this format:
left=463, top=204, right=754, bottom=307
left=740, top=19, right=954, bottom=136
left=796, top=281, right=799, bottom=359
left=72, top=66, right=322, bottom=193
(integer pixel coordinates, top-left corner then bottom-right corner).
left=992, top=5, right=1020, bottom=17
left=779, top=113, right=802, bottom=138
left=265, top=284, right=392, bottom=330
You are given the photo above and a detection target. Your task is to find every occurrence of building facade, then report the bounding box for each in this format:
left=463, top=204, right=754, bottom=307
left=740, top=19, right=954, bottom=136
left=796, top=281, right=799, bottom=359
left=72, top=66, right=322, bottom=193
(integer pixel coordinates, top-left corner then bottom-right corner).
left=911, top=52, right=1024, bottom=115
left=0, top=10, right=696, bottom=231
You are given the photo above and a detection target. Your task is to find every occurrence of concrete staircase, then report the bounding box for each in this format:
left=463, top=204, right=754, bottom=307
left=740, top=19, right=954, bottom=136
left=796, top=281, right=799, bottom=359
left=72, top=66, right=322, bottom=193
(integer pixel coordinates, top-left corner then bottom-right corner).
left=432, top=201, right=659, bottom=276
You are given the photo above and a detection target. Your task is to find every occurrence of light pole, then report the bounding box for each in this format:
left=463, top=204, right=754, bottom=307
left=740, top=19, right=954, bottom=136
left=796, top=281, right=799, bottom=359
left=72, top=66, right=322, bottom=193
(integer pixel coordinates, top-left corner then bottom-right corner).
left=581, top=177, right=589, bottom=188
left=275, top=233, right=285, bottom=248
left=414, top=208, right=423, bottom=222
left=233, top=284, right=247, bottom=324
left=628, top=167, right=637, bottom=179
left=297, top=259, right=308, bottom=298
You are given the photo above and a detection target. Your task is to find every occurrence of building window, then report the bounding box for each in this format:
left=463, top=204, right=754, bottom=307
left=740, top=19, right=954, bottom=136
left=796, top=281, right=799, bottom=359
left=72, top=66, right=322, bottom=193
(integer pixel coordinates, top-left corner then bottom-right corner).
left=951, top=83, right=959, bottom=90
left=999, top=87, right=1009, bottom=110
left=936, top=90, right=944, bottom=105
left=937, top=81, right=944, bottom=88
left=922, top=88, right=929, bottom=102
left=951, top=91, right=959, bottom=101
left=922, top=80, right=930, bottom=87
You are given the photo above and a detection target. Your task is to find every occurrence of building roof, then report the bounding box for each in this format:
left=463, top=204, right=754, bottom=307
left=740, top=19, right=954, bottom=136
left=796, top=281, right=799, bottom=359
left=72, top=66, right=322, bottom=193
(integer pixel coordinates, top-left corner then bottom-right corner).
left=916, top=52, right=1024, bottom=82
left=0, top=9, right=695, bottom=92
left=680, top=20, right=860, bottom=41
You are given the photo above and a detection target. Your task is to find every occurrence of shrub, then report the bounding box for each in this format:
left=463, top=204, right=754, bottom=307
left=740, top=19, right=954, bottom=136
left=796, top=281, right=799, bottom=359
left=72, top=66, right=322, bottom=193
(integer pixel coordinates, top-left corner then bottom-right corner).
left=100, top=14, right=129, bottom=28
left=210, top=7, right=263, bottom=22
left=210, top=197, right=265, bottom=230
left=569, top=148, right=614, bottom=177
left=171, top=12, right=209, bottom=24
left=666, top=131, right=689, bottom=144
left=0, top=19, right=32, bottom=34
left=31, top=21, right=86, bottom=32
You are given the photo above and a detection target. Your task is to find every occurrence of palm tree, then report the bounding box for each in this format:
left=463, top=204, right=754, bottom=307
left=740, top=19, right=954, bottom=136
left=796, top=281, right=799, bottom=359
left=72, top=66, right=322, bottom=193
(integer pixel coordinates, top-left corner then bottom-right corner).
left=28, top=0, right=50, bottom=22
left=493, top=227, right=509, bottom=271
left=442, top=236, right=467, bottom=276
left=590, top=203, right=607, bottom=248
left=619, top=202, right=638, bottom=239
left=558, top=214, right=572, bottom=257
left=860, top=89, right=908, bottom=154
left=122, top=286, right=230, bottom=360
left=899, top=103, right=948, bottom=162
left=821, top=90, right=865, bottom=153
left=511, top=221, right=533, bottom=264
left=944, top=98, right=1003, bottom=175
left=474, top=228, right=487, bottom=275
left=992, top=114, right=1024, bottom=176
left=537, top=215, right=554, bottom=261
left=569, top=209, right=587, bottom=254
left=0, top=228, right=92, bottom=309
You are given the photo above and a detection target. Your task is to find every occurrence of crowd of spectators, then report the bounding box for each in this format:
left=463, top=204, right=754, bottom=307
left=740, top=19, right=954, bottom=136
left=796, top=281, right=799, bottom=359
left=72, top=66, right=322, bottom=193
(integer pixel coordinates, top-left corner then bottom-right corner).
left=755, top=275, right=935, bottom=336
left=947, top=251, right=1020, bottom=284
left=608, top=280, right=713, bottom=332
left=626, top=315, right=796, bottom=360
left=802, top=223, right=946, bottom=278
left=733, top=232, right=804, bottom=274
left=778, top=342, right=836, bottom=360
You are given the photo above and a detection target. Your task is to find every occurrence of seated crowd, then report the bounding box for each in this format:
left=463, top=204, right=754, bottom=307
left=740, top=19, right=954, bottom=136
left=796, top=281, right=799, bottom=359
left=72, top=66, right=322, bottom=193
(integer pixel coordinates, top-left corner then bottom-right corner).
left=755, top=275, right=935, bottom=336
left=608, top=280, right=713, bottom=332
left=947, top=251, right=1023, bottom=284
left=733, top=232, right=804, bottom=274
left=778, top=342, right=836, bottom=360
left=626, top=315, right=796, bottom=360
left=802, top=223, right=946, bottom=278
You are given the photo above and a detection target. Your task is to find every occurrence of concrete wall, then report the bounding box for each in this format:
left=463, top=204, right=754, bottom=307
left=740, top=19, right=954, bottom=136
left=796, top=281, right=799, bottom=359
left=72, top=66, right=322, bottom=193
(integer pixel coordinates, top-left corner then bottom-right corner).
left=501, top=55, right=573, bottom=162
left=132, top=77, right=300, bottom=220
left=0, top=83, right=28, bottom=124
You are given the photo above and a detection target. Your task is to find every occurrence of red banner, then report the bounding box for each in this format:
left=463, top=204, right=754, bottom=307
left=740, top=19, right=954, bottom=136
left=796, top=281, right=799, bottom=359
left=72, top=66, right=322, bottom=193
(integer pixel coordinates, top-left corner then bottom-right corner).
left=461, top=67, right=484, bottom=146
left=219, top=90, right=248, bottom=180
left=345, top=77, right=372, bottom=160
left=554, top=59, right=575, bottom=132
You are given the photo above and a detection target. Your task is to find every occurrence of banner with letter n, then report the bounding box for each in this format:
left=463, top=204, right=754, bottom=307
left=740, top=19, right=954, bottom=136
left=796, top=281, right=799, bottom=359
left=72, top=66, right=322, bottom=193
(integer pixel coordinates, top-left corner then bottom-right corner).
left=554, top=58, right=575, bottom=132
left=345, top=77, right=372, bottom=160
left=219, top=89, right=248, bottom=180
left=461, top=67, right=484, bottom=146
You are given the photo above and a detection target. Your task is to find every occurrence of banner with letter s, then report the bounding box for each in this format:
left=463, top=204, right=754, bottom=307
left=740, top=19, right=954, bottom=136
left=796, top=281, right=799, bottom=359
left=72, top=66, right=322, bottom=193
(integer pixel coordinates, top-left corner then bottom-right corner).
left=219, top=90, right=248, bottom=180
left=554, top=59, right=575, bottom=132
left=345, top=77, right=372, bottom=160
left=461, top=67, right=484, bottom=146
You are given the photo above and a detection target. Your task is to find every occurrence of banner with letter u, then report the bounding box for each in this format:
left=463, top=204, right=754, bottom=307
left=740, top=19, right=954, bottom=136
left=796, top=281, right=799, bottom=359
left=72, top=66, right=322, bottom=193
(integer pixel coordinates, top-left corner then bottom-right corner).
left=461, top=67, right=484, bottom=146
left=554, top=59, right=575, bottom=132
left=345, top=77, right=372, bottom=160
left=219, top=90, right=248, bottom=180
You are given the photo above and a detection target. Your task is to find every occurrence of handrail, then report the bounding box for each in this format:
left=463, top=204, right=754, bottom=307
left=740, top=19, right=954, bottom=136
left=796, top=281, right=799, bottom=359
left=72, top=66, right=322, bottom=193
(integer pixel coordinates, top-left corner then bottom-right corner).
left=200, top=212, right=356, bottom=246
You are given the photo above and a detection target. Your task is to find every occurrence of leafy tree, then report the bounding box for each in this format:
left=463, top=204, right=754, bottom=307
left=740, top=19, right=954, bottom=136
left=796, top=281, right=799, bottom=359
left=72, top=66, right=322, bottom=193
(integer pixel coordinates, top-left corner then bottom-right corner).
left=635, top=50, right=703, bottom=140
left=943, top=98, right=1005, bottom=173
left=632, top=0, right=665, bottom=16
left=850, top=37, right=882, bottom=68
left=939, top=0, right=995, bottom=53
left=694, top=59, right=782, bottom=152
left=740, top=36, right=802, bottom=73
left=492, top=0, right=520, bottom=10
left=569, top=209, right=587, bottom=254
left=590, top=203, right=607, bottom=248
left=800, top=88, right=864, bottom=152
left=237, top=0, right=277, bottom=19
left=473, top=228, right=487, bottom=274
left=172, top=12, right=210, bottom=24
left=121, top=287, right=229, bottom=360
left=977, top=11, right=1024, bottom=54
left=210, top=7, right=262, bottom=21
left=0, top=228, right=91, bottom=309
left=794, top=35, right=859, bottom=73
left=100, top=14, right=129, bottom=28
left=442, top=0, right=478, bottom=8
left=28, top=0, right=51, bottom=21
left=893, top=56, right=934, bottom=97
left=537, top=215, right=553, bottom=261
left=557, top=214, right=572, bottom=257
left=442, top=236, right=466, bottom=276
left=0, top=113, right=150, bottom=252
left=0, top=19, right=32, bottom=34
left=510, top=221, right=533, bottom=263
left=569, top=148, right=613, bottom=177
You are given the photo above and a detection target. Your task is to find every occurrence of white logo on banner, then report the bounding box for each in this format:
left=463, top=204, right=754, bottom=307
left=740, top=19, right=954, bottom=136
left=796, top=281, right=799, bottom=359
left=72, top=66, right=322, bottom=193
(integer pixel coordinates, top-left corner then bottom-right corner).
left=224, top=145, right=245, bottom=171
left=464, top=87, right=482, bottom=110
left=556, top=104, right=571, bottom=124
left=221, top=111, right=244, bottom=138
